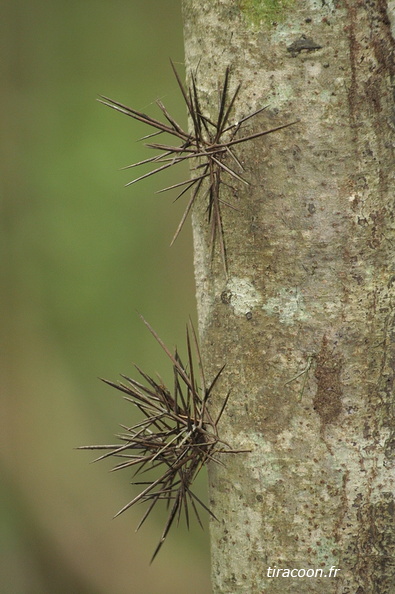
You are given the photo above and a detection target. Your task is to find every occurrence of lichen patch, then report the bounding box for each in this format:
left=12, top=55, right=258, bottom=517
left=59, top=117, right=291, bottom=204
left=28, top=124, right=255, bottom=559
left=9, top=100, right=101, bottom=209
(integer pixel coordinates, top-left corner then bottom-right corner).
left=226, top=277, right=263, bottom=315
left=262, top=287, right=310, bottom=324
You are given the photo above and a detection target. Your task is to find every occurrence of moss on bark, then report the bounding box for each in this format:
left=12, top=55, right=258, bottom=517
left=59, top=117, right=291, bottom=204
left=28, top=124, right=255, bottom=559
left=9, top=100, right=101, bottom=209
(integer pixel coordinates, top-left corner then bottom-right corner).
left=239, top=0, right=295, bottom=28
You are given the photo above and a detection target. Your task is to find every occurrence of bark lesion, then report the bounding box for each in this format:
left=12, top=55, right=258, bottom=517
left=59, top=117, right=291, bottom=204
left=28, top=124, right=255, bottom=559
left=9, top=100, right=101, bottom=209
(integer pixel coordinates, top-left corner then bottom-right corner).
left=313, top=335, right=343, bottom=427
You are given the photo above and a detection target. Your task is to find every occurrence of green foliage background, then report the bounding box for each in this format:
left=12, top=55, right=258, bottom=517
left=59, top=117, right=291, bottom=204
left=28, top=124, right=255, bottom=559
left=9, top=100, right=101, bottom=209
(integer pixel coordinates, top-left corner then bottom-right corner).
left=1, top=1, right=210, bottom=592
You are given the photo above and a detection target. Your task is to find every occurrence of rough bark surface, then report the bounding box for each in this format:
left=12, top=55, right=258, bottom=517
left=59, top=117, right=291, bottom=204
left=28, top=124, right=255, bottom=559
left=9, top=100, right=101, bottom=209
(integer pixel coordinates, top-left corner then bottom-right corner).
left=182, top=0, right=395, bottom=592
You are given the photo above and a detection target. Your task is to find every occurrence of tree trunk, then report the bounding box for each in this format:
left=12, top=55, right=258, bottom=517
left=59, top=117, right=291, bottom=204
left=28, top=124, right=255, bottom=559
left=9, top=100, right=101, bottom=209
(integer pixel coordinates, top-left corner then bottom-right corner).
left=182, top=1, right=395, bottom=592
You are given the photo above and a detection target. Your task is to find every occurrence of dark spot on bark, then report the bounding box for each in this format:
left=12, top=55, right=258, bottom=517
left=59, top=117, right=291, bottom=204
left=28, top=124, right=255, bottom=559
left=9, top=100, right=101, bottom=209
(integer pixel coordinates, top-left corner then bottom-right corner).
left=313, top=336, right=343, bottom=425
left=308, top=202, right=316, bottom=214
left=351, top=274, right=364, bottom=285
left=287, top=35, right=322, bottom=56
left=221, top=290, right=232, bottom=305
left=292, top=145, right=302, bottom=161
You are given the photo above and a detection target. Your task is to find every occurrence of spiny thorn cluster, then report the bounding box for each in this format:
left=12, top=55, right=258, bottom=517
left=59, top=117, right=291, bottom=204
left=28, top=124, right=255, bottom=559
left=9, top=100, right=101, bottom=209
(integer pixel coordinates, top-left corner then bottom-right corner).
left=79, top=317, right=247, bottom=562
left=99, top=61, right=297, bottom=273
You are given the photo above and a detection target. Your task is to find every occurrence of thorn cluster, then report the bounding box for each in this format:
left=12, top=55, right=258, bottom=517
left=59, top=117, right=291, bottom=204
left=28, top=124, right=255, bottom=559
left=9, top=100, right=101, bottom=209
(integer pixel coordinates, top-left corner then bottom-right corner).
left=99, top=61, right=297, bottom=272
left=80, top=318, right=246, bottom=562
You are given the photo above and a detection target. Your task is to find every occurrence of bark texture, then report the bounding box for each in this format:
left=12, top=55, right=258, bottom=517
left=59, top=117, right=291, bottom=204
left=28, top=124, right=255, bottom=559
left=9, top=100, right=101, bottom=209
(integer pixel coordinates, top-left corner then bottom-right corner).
left=182, top=1, right=395, bottom=592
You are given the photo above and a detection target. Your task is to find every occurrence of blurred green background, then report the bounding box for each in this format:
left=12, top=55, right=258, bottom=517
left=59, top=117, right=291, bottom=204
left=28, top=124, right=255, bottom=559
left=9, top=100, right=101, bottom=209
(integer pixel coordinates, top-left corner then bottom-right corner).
left=1, top=1, right=211, bottom=592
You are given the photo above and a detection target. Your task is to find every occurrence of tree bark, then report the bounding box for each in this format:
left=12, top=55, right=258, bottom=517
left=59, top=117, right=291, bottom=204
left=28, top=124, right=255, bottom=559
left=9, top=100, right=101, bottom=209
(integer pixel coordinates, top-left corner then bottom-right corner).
left=182, top=1, right=395, bottom=592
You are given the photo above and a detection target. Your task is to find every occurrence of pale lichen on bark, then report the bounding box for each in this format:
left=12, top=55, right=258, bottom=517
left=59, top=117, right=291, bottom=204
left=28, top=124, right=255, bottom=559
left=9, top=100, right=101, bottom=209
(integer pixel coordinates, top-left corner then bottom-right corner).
left=182, top=0, right=395, bottom=591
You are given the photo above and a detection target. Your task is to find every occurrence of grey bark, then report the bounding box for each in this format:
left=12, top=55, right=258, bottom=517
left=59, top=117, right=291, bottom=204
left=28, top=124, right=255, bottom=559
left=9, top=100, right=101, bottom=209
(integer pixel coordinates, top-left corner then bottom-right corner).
left=182, top=1, right=395, bottom=593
